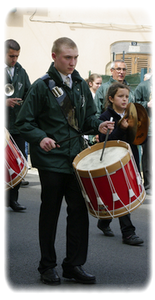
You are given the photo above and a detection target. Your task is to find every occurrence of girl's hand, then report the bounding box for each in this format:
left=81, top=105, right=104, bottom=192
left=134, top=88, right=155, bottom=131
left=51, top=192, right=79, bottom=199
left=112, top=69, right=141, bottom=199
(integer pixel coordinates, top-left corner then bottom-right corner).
left=120, top=118, right=129, bottom=129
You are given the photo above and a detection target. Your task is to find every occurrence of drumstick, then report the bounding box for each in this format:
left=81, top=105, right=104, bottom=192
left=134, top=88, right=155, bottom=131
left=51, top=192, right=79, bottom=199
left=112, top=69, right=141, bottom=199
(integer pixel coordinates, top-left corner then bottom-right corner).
left=100, top=117, right=113, bottom=161
left=55, top=129, right=94, bottom=145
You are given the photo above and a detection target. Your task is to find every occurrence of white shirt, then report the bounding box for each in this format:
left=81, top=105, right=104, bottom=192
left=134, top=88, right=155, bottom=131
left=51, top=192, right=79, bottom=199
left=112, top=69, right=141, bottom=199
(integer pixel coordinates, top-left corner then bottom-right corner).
left=91, top=91, right=95, bottom=99
left=59, top=72, right=72, bottom=88
left=117, top=110, right=126, bottom=118
left=4, top=63, right=15, bottom=79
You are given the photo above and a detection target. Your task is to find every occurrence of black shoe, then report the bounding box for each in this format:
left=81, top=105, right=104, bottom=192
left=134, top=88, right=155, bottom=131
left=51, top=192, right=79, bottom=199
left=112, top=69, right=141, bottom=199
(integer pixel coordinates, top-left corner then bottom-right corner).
left=63, top=266, right=96, bottom=284
left=102, top=226, right=115, bottom=237
left=97, top=222, right=114, bottom=237
left=123, top=234, right=144, bottom=245
left=21, top=179, right=29, bottom=187
left=41, top=268, right=61, bottom=285
left=10, top=201, right=26, bottom=212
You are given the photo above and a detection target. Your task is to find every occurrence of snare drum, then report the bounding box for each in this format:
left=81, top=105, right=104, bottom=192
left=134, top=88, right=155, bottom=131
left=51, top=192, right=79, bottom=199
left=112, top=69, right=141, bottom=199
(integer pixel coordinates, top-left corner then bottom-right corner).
left=73, top=140, right=145, bottom=219
left=5, top=128, right=28, bottom=190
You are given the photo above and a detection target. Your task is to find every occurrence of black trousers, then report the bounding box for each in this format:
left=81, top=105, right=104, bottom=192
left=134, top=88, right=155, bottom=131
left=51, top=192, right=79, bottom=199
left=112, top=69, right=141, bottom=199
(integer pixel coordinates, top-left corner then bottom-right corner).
left=98, top=214, right=135, bottom=238
left=38, top=170, right=89, bottom=274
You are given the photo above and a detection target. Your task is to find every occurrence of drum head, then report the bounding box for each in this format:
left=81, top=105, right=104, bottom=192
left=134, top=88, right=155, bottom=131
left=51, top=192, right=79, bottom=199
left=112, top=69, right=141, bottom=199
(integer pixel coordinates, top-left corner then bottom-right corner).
left=73, top=140, right=131, bottom=178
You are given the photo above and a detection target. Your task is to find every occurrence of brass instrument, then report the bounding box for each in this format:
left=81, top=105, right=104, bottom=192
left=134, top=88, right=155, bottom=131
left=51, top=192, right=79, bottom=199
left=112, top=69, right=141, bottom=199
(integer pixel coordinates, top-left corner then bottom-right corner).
left=149, top=85, right=154, bottom=118
left=5, top=83, right=14, bottom=97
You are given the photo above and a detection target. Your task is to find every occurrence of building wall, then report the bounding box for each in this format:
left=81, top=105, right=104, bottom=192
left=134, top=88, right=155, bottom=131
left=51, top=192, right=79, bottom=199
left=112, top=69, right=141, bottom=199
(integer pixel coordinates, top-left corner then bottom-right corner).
left=5, top=7, right=152, bottom=83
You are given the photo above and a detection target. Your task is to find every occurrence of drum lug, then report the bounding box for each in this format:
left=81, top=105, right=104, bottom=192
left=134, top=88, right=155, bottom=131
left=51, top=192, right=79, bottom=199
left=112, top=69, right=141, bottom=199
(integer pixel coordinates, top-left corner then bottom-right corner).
left=129, top=188, right=135, bottom=198
left=16, top=157, right=22, bottom=166
left=136, top=174, right=141, bottom=186
left=97, top=196, right=104, bottom=205
left=85, top=194, right=90, bottom=203
left=8, top=167, right=15, bottom=176
left=112, top=192, right=120, bottom=202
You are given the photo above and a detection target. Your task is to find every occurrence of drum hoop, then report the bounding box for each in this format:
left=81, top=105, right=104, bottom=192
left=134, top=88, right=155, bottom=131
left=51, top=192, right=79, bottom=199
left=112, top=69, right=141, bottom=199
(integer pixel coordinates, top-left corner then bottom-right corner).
left=5, top=164, right=28, bottom=190
left=88, top=188, right=146, bottom=219
left=73, top=140, right=130, bottom=178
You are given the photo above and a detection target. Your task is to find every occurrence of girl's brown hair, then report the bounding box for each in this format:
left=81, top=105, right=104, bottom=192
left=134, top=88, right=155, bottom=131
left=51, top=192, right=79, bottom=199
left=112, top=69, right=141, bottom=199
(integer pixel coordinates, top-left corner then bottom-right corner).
left=85, top=73, right=102, bottom=85
left=105, top=82, right=130, bottom=109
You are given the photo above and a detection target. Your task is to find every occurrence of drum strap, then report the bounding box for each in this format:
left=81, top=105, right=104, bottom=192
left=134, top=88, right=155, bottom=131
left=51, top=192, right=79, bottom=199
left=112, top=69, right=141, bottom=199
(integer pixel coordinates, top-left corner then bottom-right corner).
left=41, top=74, right=80, bottom=132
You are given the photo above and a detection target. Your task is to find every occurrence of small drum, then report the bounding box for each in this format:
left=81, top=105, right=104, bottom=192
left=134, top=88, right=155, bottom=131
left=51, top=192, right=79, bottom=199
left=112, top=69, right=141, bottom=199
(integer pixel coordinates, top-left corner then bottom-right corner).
left=5, top=128, right=28, bottom=190
left=73, top=140, right=145, bottom=219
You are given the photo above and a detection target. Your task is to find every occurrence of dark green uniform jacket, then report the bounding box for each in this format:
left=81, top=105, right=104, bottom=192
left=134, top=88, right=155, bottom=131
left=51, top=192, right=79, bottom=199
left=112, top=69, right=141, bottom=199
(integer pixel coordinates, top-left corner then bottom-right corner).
left=15, top=63, right=102, bottom=174
left=5, top=62, right=31, bottom=134
left=94, top=76, right=134, bottom=118
left=134, top=78, right=152, bottom=136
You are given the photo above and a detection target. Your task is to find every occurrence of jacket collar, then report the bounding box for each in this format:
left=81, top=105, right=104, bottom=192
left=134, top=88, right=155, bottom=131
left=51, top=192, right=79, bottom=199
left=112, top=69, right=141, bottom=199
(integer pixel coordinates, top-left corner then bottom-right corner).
left=5, top=62, right=21, bottom=84
left=47, top=62, right=82, bottom=86
left=107, top=106, right=122, bottom=120
left=109, top=76, right=129, bottom=86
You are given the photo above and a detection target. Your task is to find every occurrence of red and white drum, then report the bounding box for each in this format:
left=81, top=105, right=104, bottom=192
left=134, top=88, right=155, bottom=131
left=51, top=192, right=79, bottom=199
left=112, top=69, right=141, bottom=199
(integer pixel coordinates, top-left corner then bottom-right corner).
left=5, top=128, right=28, bottom=190
left=73, top=140, right=145, bottom=219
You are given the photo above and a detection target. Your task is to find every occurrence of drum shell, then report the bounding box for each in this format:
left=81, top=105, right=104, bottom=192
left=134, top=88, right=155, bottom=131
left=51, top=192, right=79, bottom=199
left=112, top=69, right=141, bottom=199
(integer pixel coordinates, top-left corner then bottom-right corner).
left=5, top=129, right=28, bottom=190
left=73, top=140, right=145, bottom=219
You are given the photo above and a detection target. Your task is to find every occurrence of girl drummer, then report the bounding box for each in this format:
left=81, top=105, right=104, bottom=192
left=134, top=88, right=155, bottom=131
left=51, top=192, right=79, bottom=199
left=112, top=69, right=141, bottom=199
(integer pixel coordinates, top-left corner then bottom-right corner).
left=99, top=82, right=139, bottom=170
left=98, top=82, right=143, bottom=245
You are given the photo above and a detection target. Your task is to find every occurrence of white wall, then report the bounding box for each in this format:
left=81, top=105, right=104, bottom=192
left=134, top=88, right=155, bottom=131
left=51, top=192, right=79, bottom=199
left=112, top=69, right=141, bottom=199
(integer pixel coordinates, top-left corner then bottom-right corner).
left=4, top=6, right=152, bottom=83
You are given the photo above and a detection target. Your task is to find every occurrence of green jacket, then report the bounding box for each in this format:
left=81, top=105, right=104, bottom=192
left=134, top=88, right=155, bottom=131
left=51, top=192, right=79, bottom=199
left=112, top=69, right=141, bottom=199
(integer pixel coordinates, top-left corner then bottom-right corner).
left=134, top=78, right=152, bottom=136
left=94, top=76, right=134, bottom=118
left=5, top=62, right=31, bottom=134
left=15, top=63, right=102, bottom=174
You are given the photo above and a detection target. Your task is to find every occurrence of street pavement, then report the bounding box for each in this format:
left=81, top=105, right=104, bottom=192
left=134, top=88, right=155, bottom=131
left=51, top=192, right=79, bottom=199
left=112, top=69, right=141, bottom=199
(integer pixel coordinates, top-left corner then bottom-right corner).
left=5, top=167, right=152, bottom=295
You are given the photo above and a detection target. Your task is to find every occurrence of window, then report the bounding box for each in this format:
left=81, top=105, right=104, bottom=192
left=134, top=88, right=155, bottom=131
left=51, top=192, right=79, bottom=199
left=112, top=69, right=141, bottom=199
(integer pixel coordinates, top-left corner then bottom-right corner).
left=116, top=53, right=152, bottom=74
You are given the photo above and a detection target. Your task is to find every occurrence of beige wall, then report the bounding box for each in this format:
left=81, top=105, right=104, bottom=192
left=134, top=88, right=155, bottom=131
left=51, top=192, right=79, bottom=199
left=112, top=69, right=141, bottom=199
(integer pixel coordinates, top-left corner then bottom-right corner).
left=5, top=7, right=152, bottom=83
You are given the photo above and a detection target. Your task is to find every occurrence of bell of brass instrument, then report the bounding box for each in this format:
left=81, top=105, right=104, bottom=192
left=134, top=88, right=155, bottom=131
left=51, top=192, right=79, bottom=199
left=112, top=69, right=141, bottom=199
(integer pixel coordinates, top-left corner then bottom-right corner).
left=149, top=86, right=154, bottom=118
left=5, top=83, right=14, bottom=96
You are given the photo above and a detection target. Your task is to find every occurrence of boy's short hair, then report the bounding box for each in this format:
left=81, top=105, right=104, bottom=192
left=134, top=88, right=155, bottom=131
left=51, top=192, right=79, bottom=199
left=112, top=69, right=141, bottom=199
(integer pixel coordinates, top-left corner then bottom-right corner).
left=52, top=37, right=77, bottom=54
left=5, top=39, right=20, bottom=53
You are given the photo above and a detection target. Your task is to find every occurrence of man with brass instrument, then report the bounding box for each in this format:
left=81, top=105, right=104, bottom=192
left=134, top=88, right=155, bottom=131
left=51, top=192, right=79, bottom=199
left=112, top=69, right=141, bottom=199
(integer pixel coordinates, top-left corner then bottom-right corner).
left=5, top=39, right=31, bottom=211
left=135, top=74, right=154, bottom=195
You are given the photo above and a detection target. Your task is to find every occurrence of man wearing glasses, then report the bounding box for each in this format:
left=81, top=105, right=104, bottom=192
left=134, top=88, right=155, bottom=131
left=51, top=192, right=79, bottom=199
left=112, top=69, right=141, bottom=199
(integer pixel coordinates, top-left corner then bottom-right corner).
left=94, top=60, right=134, bottom=118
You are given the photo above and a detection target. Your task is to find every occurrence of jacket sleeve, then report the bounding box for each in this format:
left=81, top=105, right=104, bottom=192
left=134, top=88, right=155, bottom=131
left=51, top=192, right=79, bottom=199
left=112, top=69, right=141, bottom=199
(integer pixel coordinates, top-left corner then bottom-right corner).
left=15, top=80, right=47, bottom=144
left=134, top=83, right=148, bottom=109
left=129, top=88, right=135, bottom=103
left=94, top=85, right=105, bottom=118
left=23, top=71, right=31, bottom=100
